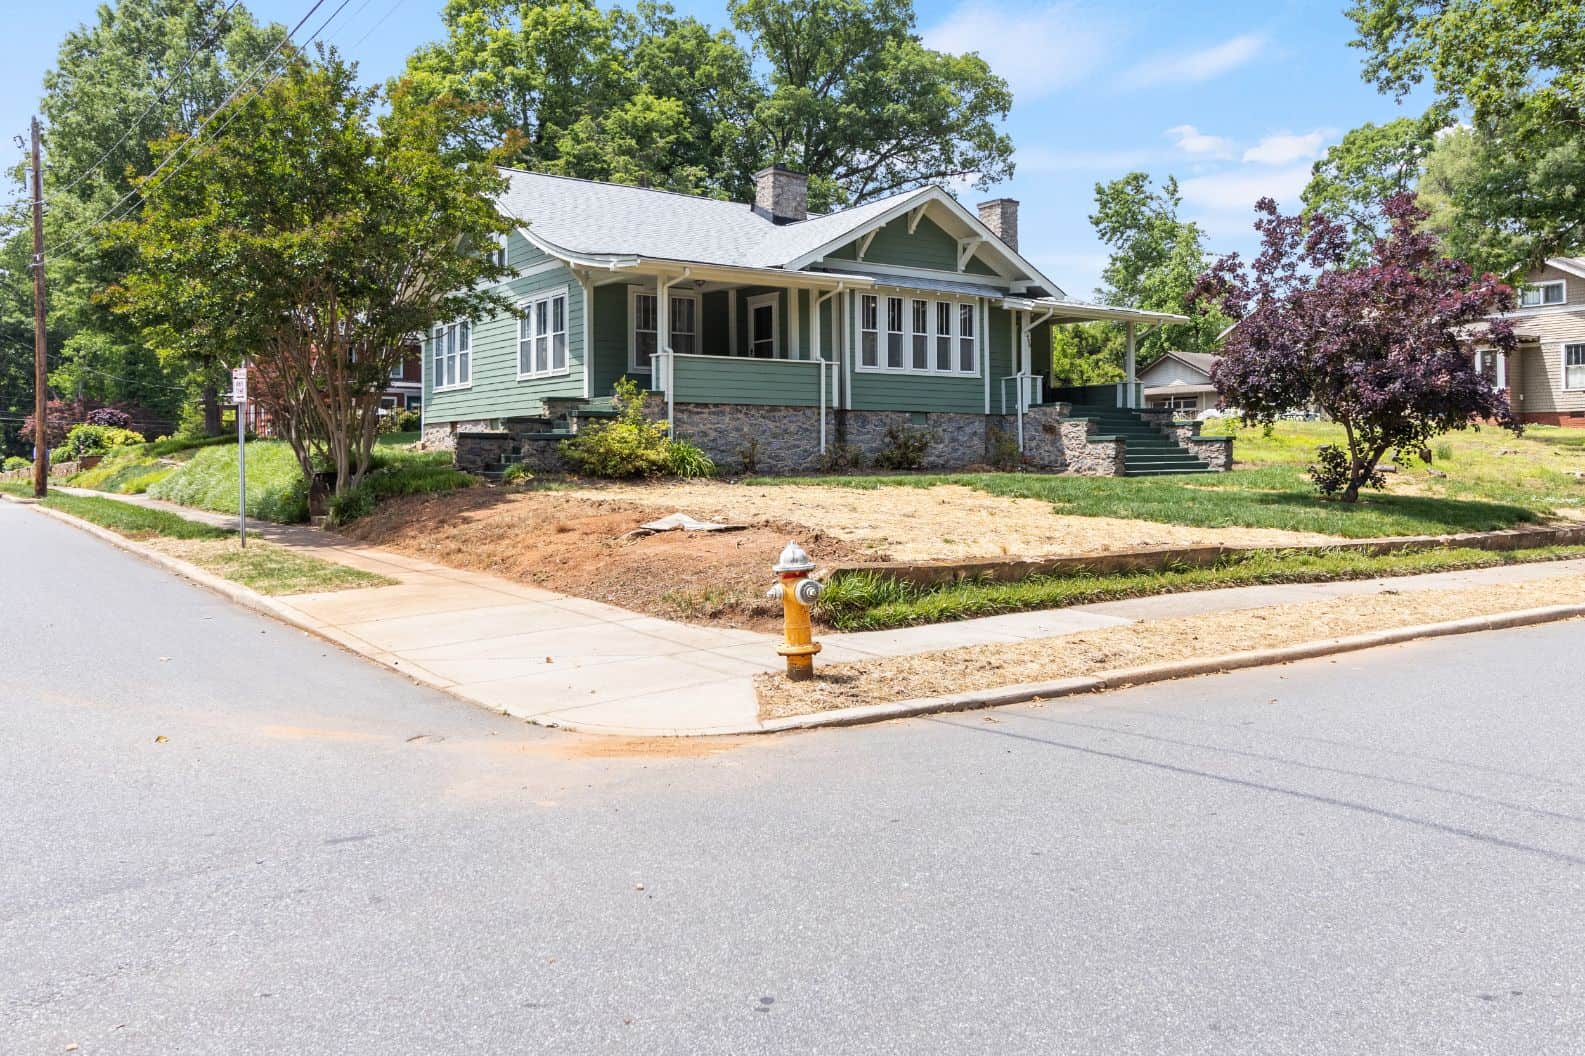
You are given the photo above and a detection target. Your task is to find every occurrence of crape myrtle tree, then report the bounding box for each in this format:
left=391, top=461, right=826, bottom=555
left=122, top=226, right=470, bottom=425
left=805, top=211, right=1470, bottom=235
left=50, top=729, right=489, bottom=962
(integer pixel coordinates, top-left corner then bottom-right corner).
left=110, top=52, right=512, bottom=501
left=1192, top=194, right=1517, bottom=503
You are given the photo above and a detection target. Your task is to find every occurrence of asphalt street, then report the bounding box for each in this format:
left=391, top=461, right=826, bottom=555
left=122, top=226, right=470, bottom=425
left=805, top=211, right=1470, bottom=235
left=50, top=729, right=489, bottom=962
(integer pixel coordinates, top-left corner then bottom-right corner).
left=3, top=498, right=1584, bottom=1055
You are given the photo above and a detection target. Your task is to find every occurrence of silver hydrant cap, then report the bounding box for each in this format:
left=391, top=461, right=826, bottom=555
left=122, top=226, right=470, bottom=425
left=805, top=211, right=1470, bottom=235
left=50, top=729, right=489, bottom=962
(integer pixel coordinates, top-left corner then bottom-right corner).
left=773, top=540, right=816, bottom=574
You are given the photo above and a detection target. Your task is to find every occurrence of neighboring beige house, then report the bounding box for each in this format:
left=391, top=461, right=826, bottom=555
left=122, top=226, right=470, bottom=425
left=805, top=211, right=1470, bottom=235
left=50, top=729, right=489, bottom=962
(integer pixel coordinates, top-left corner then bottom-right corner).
left=1140, top=350, right=1220, bottom=416
left=1490, top=257, right=1585, bottom=427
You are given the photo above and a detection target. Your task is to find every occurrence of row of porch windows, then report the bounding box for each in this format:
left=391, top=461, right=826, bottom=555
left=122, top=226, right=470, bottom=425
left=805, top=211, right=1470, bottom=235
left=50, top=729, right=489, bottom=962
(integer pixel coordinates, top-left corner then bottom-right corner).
left=858, top=294, right=976, bottom=375
left=1475, top=345, right=1585, bottom=391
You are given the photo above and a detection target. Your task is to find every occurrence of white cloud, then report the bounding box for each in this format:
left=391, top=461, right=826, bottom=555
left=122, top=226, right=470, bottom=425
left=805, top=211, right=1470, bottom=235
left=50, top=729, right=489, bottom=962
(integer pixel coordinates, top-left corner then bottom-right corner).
left=1242, top=129, right=1333, bottom=165
left=1178, top=162, right=1314, bottom=215
left=923, top=2, right=1114, bottom=102
left=1165, top=124, right=1234, bottom=159
left=1122, top=33, right=1267, bottom=89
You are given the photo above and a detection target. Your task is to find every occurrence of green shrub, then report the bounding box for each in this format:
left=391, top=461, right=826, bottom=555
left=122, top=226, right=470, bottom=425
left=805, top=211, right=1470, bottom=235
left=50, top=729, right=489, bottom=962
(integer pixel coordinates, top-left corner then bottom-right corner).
left=817, top=442, right=865, bottom=473
left=560, top=377, right=674, bottom=478
left=872, top=424, right=934, bottom=470
left=57, top=424, right=145, bottom=462
left=986, top=426, right=1021, bottom=471
left=500, top=463, right=531, bottom=484
left=150, top=441, right=311, bottom=523
left=3, top=456, right=28, bottom=473
left=667, top=439, right=716, bottom=479
left=328, top=450, right=474, bottom=524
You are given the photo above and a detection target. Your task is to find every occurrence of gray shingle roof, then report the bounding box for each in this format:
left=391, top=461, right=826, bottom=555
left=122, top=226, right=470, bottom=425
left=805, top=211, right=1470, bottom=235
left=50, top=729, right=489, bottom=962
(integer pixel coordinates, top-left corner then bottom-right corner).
left=494, top=169, right=917, bottom=269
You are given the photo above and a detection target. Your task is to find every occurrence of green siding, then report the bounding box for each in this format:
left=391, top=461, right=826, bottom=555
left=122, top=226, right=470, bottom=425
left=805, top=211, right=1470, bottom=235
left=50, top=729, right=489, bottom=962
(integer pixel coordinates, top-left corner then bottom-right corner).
left=591, top=282, right=640, bottom=396
left=964, top=253, right=999, bottom=276
left=424, top=239, right=584, bottom=423
left=840, top=215, right=958, bottom=271
left=672, top=355, right=822, bottom=407
left=988, top=305, right=1015, bottom=411
left=850, top=370, right=984, bottom=413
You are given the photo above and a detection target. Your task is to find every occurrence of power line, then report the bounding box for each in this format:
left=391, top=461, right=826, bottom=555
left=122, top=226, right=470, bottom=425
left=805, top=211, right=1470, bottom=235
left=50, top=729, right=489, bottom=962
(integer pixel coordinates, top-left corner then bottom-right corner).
left=44, top=0, right=345, bottom=258
left=51, top=0, right=250, bottom=199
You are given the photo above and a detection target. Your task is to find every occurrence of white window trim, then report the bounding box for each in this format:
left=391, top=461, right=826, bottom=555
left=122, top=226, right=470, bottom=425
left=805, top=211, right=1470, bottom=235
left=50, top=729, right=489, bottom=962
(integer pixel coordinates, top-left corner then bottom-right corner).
left=627, top=287, right=702, bottom=373
left=1564, top=343, right=1585, bottom=391
left=430, top=320, right=473, bottom=392
left=853, top=292, right=982, bottom=378
left=1520, top=279, right=1566, bottom=309
left=1474, top=347, right=1507, bottom=390
left=517, top=285, right=572, bottom=381
left=492, top=232, right=510, bottom=270
left=746, top=292, right=781, bottom=359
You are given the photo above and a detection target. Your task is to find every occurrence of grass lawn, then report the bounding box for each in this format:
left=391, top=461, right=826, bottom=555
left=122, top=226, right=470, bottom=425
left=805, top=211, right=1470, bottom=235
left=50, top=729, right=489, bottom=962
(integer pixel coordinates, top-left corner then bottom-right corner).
left=818, top=544, right=1585, bottom=631
left=0, top=483, right=393, bottom=595
left=749, top=420, right=1585, bottom=539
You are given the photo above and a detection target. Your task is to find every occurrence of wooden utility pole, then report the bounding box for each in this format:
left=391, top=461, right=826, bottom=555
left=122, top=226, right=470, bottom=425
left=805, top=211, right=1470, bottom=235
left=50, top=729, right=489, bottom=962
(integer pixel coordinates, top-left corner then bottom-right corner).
left=29, top=116, right=48, bottom=498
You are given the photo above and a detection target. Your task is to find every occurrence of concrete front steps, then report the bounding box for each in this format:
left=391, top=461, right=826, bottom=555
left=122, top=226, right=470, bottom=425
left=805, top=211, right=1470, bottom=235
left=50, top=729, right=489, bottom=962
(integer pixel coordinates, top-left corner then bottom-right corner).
left=1067, top=405, right=1212, bottom=476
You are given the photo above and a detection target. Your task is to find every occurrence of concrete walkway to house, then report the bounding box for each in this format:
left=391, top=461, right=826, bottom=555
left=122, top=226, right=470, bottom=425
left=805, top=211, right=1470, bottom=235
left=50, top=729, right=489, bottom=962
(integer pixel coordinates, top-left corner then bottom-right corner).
left=44, top=487, right=1585, bottom=735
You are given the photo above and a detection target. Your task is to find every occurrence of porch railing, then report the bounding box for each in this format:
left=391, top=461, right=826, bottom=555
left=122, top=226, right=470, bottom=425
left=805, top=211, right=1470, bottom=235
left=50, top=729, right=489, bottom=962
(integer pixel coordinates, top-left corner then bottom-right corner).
left=650, top=351, right=839, bottom=453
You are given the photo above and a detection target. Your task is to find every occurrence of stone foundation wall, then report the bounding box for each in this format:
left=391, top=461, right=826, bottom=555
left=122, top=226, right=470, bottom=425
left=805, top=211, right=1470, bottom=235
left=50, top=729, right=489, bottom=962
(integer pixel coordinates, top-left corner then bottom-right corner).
left=454, top=432, right=511, bottom=473
left=1148, top=414, right=1235, bottom=471
left=517, top=435, right=571, bottom=473
left=421, top=418, right=497, bottom=451
left=1058, top=419, right=1126, bottom=476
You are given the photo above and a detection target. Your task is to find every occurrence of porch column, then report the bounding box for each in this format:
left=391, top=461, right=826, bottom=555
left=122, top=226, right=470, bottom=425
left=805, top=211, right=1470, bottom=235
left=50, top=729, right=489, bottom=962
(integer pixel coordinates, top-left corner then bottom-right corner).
left=1123, top=321, right=1137, bottom=409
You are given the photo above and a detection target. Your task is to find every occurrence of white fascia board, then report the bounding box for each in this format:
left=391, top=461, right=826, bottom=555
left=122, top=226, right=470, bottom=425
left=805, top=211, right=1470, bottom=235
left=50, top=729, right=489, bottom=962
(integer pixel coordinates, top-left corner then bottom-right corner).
left=1544, top=258, right=1585, bottom=281
left=628, top=258, right=875, bottom=290
left=1011, top=297, right=1189, bottom=325
left=513, top=223, right=639, bottom=271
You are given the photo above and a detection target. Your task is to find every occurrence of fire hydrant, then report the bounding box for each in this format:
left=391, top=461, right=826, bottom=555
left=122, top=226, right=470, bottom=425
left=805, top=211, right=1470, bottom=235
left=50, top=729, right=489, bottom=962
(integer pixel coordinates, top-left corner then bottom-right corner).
left=769, top=540, right=823, bottom=681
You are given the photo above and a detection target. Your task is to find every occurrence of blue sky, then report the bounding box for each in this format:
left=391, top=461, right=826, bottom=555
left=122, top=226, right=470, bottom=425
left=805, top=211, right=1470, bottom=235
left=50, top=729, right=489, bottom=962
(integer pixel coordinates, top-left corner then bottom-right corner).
left=3, top=0, right=1425, bottom=297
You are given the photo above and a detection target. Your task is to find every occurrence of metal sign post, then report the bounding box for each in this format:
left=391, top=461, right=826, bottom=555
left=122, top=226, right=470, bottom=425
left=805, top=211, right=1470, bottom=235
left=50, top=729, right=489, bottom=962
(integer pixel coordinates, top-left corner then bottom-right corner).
left=232, top=366, right=248, bottom=548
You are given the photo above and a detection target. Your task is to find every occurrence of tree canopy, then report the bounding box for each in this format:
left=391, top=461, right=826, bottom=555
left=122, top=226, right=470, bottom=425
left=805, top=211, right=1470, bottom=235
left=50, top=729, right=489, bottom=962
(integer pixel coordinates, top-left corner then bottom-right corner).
left=1346, top=0, right=1585, bottom=270
left=400, top=0, right=1014, bottom=210
left=109, top=53, right=513, bottom=499
left=1301, top=117, right=1434, bottom=257
left=1088, top=173, right=1231, bottom=365
left=1193, top=195, right=1516, bottom=502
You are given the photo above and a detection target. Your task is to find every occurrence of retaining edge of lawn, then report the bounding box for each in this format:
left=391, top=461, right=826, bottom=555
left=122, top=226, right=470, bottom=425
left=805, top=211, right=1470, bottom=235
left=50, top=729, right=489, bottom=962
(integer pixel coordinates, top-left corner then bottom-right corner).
left=826, top=523, right=1585, bottom=587
left=755, top=602, right=1585, bottom=733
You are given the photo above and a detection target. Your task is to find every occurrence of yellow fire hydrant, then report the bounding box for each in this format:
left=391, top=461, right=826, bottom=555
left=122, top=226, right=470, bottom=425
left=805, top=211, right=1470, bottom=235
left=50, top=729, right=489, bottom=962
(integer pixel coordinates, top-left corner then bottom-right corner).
left=769, top=540, right=823, bottom=681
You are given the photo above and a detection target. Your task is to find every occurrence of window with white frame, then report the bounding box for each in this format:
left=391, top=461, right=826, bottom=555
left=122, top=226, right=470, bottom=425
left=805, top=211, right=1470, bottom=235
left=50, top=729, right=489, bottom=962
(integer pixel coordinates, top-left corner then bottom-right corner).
left=857, top=293, right=979, bottom=375
left=630, top=290, right=700, bottom=370
left=1520, top=280, right=1565, bottom=308
left=1475, top=348, right=1507, bottom=389
left=431, top=320, right=471, bottom=390
left=519, top=288, right=569, bottom=378
left=860, top=294, right=879, bottom=367
left=492, top=233, right=509, bottom=269
left=1566, top=343, right=1585, bottom=390
left=748, top=293, right=779, bottom=359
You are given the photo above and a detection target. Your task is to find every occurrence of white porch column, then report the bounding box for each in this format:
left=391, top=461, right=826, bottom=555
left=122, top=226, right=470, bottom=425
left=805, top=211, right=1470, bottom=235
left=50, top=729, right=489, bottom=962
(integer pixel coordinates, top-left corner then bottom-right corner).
left=656, top=274, right=675, bottom=431
left=1123, top=321, right=1137, bottom=409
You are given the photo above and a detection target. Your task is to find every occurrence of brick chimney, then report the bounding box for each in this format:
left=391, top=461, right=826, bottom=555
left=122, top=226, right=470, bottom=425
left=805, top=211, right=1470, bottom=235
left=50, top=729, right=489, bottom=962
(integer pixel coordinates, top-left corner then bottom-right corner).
left=977, top=197, right=1019, bottom=252
left=753, top=166, right=808, bottom=224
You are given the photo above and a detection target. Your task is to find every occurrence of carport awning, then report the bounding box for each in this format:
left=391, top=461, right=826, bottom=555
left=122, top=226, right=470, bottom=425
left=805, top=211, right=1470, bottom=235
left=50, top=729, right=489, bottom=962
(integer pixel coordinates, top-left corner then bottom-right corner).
left=1144, top=383, right=1217, bottom=397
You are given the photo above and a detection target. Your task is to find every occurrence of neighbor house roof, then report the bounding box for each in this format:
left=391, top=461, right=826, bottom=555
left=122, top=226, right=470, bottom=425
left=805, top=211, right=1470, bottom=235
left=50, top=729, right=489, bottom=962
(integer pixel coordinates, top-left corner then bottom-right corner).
left=1545, top=256, right=1585, bottom=280
left=1141, top=349, right=1219, bottom=377
left=493, top=169, right=1062, bottom=296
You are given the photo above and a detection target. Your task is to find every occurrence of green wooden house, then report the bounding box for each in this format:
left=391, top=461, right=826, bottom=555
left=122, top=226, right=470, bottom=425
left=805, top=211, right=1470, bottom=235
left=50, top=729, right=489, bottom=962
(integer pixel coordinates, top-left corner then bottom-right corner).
left=422, top=167, right=1231, bottom=476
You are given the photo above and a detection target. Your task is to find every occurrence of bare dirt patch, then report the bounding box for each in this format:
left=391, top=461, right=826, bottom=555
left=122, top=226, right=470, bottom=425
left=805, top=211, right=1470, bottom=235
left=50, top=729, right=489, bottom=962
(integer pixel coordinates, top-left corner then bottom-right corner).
left=756, top=572, right=1585, bottom=719
left=341, top=479, right=1341, bottom=629
left=339, top=485, right=869, bottom=631
left=577, top=481, right=1339, bottom=561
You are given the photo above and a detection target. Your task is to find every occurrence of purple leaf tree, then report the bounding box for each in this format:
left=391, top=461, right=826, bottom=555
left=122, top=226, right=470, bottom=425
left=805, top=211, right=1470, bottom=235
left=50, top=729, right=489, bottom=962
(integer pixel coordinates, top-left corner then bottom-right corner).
left=1192, top=194, right=1518, bottom=502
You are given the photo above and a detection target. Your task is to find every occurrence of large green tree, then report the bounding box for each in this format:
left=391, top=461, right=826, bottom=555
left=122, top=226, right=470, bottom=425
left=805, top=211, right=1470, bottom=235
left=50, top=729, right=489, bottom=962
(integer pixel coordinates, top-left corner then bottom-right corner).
left=1087, top=173, right=1231, bottom=366
left=109, top=53, right=513, bottom=499
left=401, top=0, right=1014, bottom=209
left=35, top=0, right=286, bottom=433
left=1301, top=117, right=1435, bottom=256
left=730, top=0, right=1013, bottom=209
left=1347, top=0, right=1585, bottom=268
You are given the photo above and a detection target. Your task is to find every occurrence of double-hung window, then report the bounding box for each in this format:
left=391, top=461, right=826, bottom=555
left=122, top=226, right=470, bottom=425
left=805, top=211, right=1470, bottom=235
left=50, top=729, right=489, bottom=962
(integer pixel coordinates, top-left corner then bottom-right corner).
left=1475, top=348, right=1506, bottom=390
left=1566, top=344, right=1585, bottom=390
left=856, top=293, right=978, bottom=376
left=431, top=320, right=471, bottom=390
left=631, top=290, right=701, bottom=370
left=519, top=288, right=569, bottom=378
left=1520, top=280, right=1565, bottom=308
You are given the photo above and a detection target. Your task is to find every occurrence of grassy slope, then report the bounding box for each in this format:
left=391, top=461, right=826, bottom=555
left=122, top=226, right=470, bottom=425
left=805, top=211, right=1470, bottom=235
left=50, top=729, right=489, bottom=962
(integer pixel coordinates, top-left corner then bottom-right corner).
left=749, top=421, right=1585, bottom=539
left=148, top=441, right=311, bottom=523
left=0, top=483, right=392, bottom=595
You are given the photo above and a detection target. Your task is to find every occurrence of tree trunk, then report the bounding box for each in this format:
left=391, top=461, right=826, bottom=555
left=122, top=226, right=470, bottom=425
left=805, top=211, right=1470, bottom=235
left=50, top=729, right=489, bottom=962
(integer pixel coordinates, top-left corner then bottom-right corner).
left=201, top=383, right=221, bottom=436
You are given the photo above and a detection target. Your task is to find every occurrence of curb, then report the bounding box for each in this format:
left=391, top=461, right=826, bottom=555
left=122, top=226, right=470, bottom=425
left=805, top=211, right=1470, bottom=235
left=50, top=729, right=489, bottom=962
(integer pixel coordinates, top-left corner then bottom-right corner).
left=10, top=493, right=1584, bottom=738
left=751, top=602, right=1585, bottom=733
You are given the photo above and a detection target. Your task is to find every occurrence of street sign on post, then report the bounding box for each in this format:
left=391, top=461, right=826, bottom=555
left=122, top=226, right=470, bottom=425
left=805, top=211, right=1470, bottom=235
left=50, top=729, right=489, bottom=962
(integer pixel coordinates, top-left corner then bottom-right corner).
left=232, top=366, right=247, bottom=547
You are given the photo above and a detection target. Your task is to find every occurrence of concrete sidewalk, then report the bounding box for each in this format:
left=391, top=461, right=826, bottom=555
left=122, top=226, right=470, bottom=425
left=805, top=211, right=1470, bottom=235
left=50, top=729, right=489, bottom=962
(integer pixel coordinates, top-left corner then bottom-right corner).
left=43, top=487, right=1585, bottom=735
